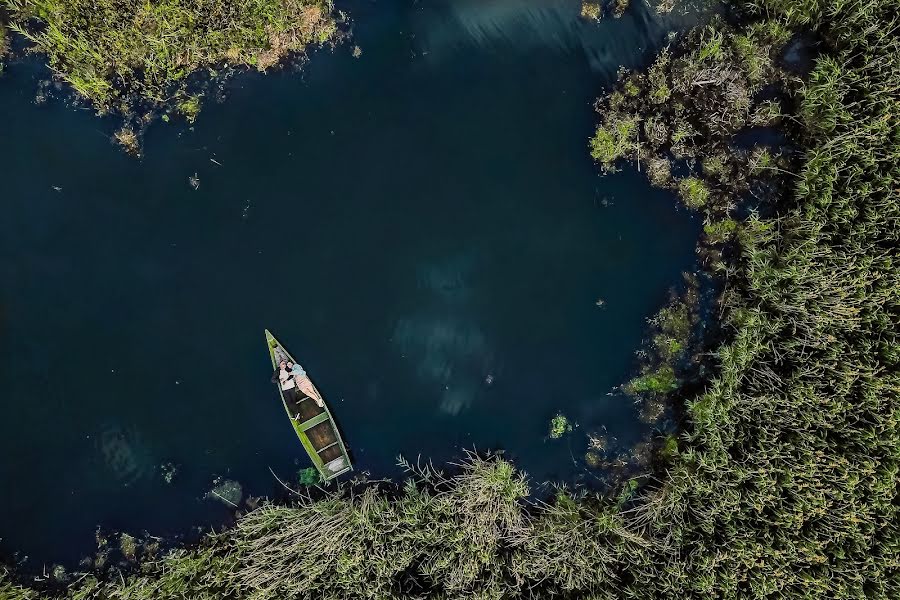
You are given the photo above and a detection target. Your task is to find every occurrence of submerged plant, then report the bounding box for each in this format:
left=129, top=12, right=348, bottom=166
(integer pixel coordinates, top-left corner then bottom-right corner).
left=298, top=467, right=320, bottom=486
left=159, top=461, right=178, bottom=484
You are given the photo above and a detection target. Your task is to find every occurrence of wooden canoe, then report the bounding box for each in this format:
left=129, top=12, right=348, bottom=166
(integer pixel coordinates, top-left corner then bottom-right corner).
left=265, top=329, right=352, bottom=481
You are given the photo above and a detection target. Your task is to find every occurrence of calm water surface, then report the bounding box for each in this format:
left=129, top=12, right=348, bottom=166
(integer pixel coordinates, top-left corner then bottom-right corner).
left=0, top=0, right=701, bottom=565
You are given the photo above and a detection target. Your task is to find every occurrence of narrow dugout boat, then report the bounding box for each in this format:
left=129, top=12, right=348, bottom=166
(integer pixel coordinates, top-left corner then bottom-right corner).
left=265, top=329, right=352, bottom=481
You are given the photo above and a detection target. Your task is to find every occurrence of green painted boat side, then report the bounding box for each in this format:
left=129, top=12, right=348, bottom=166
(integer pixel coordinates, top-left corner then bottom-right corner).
left=265, top=329, right=353, bottom=482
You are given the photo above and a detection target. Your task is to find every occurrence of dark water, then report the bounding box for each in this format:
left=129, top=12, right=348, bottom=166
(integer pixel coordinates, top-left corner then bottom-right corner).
left=0, top=0, right=701, bottom=566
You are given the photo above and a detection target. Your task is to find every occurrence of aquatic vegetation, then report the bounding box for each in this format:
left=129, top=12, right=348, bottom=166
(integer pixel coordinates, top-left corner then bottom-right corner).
left=677, top=176, right=710, bottom=208
left=703, top=217, right=738, bottom=244
left=119, top=533, right=138, bottom=561
left=659, top=433, right=678, bottom=460
left=623, top=364, right=679, bottom=394
left=113, top=125, right=141, bottom=157
left=548, top=413, right=572, bottom=439
left=590, top=14, right=799, bottom=211
left=589, top=113, right=639, bottom=172
left=621, top=272, right=702, bottom=406
left=580, top=1, right=602, bottom=21
left=652, top=0, right=677, bottom=13
left=0, top=22, right=8, bottom=73
left=0, top=569, right=36, bottom=599
left=3, top=0, right=338, bottom=136
left=298, top=467, right=320, bottom=486
left=579, top=0, right=630, bottom=21
left=612, top=0, right=630, bottom=18
left=177, top=95, right=202, bottom=124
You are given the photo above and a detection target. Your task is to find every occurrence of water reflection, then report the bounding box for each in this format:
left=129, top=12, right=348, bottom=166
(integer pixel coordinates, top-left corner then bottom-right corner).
left=393, top=256, right=496, bottom=416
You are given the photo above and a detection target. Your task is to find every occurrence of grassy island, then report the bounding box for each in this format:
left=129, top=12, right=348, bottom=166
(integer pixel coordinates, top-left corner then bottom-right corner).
left=1, top=0, right=338, bottom=150
left=1, top=0, right=898, bottom=598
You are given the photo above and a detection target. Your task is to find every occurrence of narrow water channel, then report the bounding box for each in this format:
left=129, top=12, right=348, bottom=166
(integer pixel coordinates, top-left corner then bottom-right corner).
left=0, top=0, right=701, bottom=566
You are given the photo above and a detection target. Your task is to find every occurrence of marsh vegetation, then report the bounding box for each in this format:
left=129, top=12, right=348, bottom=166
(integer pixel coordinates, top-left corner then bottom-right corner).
left=2, top=0, right=338, bottom=150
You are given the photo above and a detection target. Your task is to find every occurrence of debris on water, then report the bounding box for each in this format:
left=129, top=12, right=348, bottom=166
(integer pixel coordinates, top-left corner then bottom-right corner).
left=188, top=173, right=200, bottom=190
left=206, top=477, right=242, bottom=507
left=352, top=45, right=363, bottom=58
left=210, top=158, right=223, bottom=166
left=159, top=461, right=178, bottom=484
left=588, top=432, right=609, bottom=451
left=485, top=373, right=494, bottom=385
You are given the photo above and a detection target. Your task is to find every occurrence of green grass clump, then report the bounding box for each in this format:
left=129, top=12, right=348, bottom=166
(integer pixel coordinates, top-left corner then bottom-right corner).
left=589, top=114, right=638, bottom=172
left=647, top=47, right=671, bottom=104
left=704, top=218, right=738, bottom=243
left=0, top=570, right=37, bottom=600
left=678, top=176, right=710, bottom=208
left=177, top=95, right=202, bottom=124
left=698, top=27, right=725, bottom=60
left=548, top=413, right=572, bottom=439
left=3, top=0, right=338, bottom=120
left=623, top=77, right=641, bottom=97
left=623, top=365, right=679, bottom=394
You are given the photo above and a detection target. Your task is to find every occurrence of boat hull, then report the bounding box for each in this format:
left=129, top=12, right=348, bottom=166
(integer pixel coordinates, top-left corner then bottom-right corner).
left=265, top=330, right=352, bottom=481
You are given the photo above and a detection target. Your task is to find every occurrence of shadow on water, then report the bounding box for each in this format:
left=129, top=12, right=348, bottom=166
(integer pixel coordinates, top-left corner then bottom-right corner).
left=0, top=0, right=706, bottom=567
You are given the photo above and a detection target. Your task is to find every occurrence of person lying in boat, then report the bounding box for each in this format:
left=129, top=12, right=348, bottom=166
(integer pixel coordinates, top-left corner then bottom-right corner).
left=275, top=360, right=297, bottom=392
left=286, top=361, right=325, bottom=408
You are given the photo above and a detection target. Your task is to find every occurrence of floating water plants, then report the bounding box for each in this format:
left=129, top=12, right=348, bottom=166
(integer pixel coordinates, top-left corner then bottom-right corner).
left=298, top=467, right=321, bottom=486
left=549, top=413, right=573, bottom=439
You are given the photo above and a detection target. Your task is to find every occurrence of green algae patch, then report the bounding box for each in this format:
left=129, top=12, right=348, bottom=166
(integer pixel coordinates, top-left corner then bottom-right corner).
left=4, top=0, right=338, bottom=120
